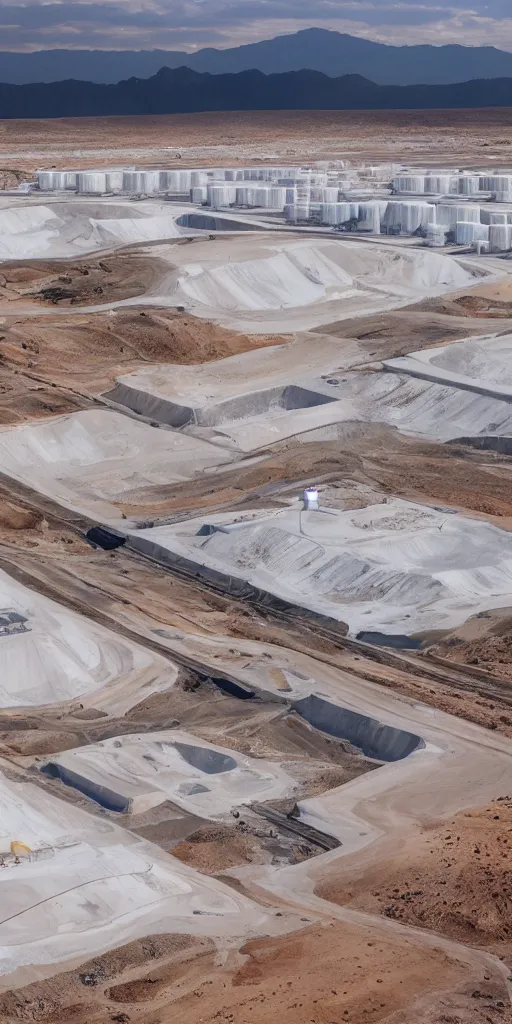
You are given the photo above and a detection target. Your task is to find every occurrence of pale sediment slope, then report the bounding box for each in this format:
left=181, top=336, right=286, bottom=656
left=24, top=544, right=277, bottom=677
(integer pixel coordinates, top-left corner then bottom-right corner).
left=171, top=238, right=478, bottom=331
left=0, top=200, right=183, bottom=260
left=0, top=567, right=176, bottom=711
left=112, top=369, right=512, bottom=451
left=385, top=331, right=512, bottom=401
left=0, top=409, right=234, bottom=522
left=0, top=770, right=262, bottom=979
left=129, top=499, right=512, bottom=635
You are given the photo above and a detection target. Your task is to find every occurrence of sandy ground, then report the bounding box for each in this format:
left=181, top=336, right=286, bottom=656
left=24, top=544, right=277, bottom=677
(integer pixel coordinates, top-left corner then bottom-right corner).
left=1, top=920, right=506, bottom=1024
left=3, top=108, right=512, bottom=170
left=0, top=299, right=282, bottom=397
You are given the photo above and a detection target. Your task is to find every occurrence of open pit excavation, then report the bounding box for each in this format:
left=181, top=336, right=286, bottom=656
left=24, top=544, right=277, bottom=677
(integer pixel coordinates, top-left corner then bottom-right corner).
left=162, top=238, right=478, bottom=333
left=0, top=199, right=186, bottom=260
left=0, top=196, right=488, bottom=333
left=38, top=730, right=295, bottom=815
left=1, top=149, right=512, bottom=1022
left=127, top=499, right=512, bottom=637
left=385, top=331, right=512, bottom=401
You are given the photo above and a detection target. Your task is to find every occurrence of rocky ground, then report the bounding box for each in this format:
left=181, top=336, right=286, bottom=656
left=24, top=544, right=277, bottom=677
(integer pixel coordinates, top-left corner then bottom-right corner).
left=317, top=797, right=512, bottom=959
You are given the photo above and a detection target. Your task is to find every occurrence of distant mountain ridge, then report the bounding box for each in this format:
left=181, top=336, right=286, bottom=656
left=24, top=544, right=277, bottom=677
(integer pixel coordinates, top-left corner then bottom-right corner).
left=2, top=66, right=512, bottom=119
left=3, top=29, right=512, bottom=86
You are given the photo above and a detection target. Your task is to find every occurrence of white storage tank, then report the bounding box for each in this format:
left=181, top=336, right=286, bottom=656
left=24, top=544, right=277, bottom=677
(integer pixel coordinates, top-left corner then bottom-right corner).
left=104, top=170, right=123, bottom=192
left=357, top=201, right=385, bottom=233
left=77, top=171, right=108, bottom=193
left=489, top=224, right=512, bottom=251
left=382, top=200, right=435, bottom=234
left=426, top=224, right=447, bottom=247
left=320, top=187, right=339, bottom=204
left=455, top=205, right=482, bottom=223
left=457, top=174, right=480, bottom=195
left=268, top=187, right=286, bottom=209
left=424, top=175, right=451, bottom=195
left=206, top=184, right=236, bottom=208
left=454, top=221, right=489, bottom=245
left=191, top=186, right=207, bottom=204
left=303, top=487, right=319, bottom=510
left=436, top=204, right=480, bottom=227
left=392, top=174, right=426, bottom=194
left=190, top=170, right=208, bottom=187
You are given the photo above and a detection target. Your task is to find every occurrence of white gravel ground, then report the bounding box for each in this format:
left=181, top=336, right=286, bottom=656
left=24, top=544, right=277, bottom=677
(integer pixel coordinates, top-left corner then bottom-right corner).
left=129, top=498, right=512, bottom=635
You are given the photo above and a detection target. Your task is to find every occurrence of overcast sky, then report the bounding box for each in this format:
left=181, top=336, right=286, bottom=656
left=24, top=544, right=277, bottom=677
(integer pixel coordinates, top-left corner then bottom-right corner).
left=2, top=0, right=512, bottom=53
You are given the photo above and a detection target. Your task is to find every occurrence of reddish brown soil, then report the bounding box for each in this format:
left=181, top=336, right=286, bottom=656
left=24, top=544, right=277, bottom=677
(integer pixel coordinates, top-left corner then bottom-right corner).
left=317, top=798, right=512, bottom=959
left=0, top=253, right=163, bottom=309
left=172, top=824, right=258, bottom=873
left=1, top=921, right=506, bottom=1024
left=430, top=613, right=512, bottom=685
left=0, top=485, right=89, bottom=553
left=1, top=304, right=282, bottom=396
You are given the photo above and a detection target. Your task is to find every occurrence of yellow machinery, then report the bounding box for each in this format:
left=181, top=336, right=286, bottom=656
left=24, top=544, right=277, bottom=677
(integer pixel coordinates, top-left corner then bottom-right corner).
left=10, top=841, right=31, bottom=859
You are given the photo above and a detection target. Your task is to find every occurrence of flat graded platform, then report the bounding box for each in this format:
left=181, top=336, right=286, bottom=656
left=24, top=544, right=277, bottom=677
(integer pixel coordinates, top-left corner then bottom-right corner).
left=108, top=336, right=512, bottom=451
left=0, top=566, right=177, bottom=711
left=0, top=770, right=262, bottom=979
left=128, top=498, right=512, bottom=635
left=108, top=333, right=352, bottom=427
left=0, top=408, right=234, bottom=522
left=385, top=331, right=512, bottom=401
left=39, top=729, right=295, bottom=816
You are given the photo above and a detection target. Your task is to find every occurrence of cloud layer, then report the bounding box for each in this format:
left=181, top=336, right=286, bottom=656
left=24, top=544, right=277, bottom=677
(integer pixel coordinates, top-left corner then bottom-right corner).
left=2, top=0, right=512, bottom=52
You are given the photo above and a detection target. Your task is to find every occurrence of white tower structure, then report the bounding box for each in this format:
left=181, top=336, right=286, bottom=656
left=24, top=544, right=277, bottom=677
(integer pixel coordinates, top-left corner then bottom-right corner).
left=303, top=487, right=319, bottom=510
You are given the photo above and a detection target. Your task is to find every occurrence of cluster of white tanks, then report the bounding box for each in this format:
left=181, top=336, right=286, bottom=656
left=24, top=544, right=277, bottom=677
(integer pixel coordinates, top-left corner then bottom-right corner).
left=35, top=162, right=512, bottom=251
left=36, top=164, right=350, bottom=200
left=282, top=195, right=512, bottom=251
left=392, top=170, right=512, bottom=202
left=37, top=167, right=212, bottom=195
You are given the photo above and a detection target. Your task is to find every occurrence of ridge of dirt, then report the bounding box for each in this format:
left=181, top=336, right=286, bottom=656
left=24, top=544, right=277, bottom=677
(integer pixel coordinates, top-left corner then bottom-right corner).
left=0, top=304, right=283, bottom=397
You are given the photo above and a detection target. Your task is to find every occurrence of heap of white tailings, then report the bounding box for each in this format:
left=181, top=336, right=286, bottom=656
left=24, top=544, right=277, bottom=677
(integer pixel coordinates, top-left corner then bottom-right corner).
left=41, top=730, right=294, bottom=817
left=0, top=409, right=234, bottom=522
left=0, top=567, right=176, bottom=711
left=385, top=333, right=512, bottom=401
left=0, top=771, right=259, bottom=977
left=172, top=238, right=474, bottom=329
left=0, top=200, right=183, bottom=259
left=130, top=500, right=512, bottom=635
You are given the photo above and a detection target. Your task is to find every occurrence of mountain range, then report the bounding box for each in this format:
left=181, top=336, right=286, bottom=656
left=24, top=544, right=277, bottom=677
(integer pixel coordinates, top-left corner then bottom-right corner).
left=3, top=29, right=512, bottom=86
left=2, top=66, right=512, bottom=119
